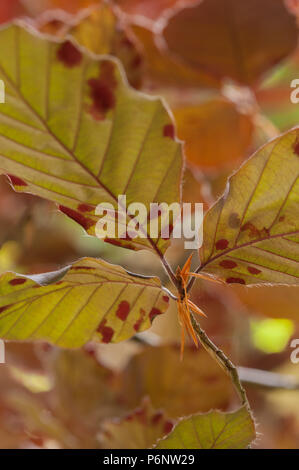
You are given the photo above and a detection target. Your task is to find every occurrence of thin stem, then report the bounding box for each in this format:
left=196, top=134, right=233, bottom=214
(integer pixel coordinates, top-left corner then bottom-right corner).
left=190, top=314, right=250, bottom=409
left=253, top=113, right=280, bottom=140
left=159, top=254, right=180, bottom=290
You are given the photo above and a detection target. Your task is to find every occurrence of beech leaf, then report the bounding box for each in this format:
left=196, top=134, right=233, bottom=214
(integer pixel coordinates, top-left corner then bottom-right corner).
left=200, top=128, right=299, bottom=285
left=155, top=406, right=255, bottom=449
left=0, top=258, right=169, bottom=347
left=0, top=23, right=182, bottom=254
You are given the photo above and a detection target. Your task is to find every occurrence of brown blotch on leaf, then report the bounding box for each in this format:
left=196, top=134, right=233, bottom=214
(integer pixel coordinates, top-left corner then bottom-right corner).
left=116, top=300, right=130, bottom=321
left=228, top=212, right=241, bottom=229
left=9, top=278, right=26, bottom=286
left=220, top=260, right=237, bottom=269
left=226, top=277, right=246, bottom=285
left=279, top=216, right=285, bottom=222
left=247, top=266, right=261, bottom=275
left=134, top=308, right=146, bottom=331
left=104, top=237, right=137, bottom=251
left=57, top=41, right=82, bottom=68
left=71, top=266, right=95, bottom=271
left=294, top=139, right=299, bottom=156
left=162, top=295, right=169, bottom=303
left=0, top=306, right=8, bottom=314
left=7, top=174, right=28, bottom=187
left=88, top=61, right=117, bottom=121
left=216, top=239, right=229, bottom=250
left=163, top=124, right=175, bottom=140
left=97, top=319, right=114, bottom=343
left=59, top=205, right=94, bottom=231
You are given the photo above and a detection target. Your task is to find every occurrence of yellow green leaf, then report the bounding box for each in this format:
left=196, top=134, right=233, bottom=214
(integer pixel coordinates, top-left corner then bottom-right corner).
left=200, top=128, right=299, bottom=285
left=0, top=258, right=169, bottom=347
left=155, top=406, right=255, bottom=449
left=0, top=23, right=182, bottom=254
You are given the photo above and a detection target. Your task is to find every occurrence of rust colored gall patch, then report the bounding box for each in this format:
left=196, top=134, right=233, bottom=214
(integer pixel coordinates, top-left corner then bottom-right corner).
left=97, top=319, right=114, bottom=343
left=0, top=305, right=8, bottom=314
left=162, top=295, right=169, bottom=303
left=241, top=222, right=270, bottom=239
left=163, top=124, right=175, bottom=140
left=59, top=205, right=94, bottom=231
left=164, top=421, right=174, bottom=434
left=216, top=239, right=229, bottom=250
left=247, top=266, right=261, bottom=275
left=7, top=174, right=28, bottom=187
left=77, top=203, right=94, bottom=213
left=88, top=61, right=117, bottom=121
left=220, top=260, right=237, bottom=269
left=88, top=78, right=116, bottom=120
left=134, top=308, right=146, bottom=331
left=294, top=139, right=299, bottom=156
left=226, top=277, right=246, bottom=285
left=9, top=278, right=26, bottom=286
left=116, top=300, right=130, bottom=321
left=228, top=212, right=241, bottom=229
left=149, top=307, right=162, bottom=322
left=57, top=41, right=82, bottom=67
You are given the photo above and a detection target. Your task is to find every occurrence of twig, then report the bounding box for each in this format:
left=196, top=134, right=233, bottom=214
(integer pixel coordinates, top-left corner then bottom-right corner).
left=237, top=366, right=299, bottom=391
left=190, top=314, right=250, bottom=409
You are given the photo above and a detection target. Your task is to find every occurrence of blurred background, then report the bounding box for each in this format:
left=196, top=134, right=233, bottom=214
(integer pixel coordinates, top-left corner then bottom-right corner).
left=0, top=0, right=298, bottom=449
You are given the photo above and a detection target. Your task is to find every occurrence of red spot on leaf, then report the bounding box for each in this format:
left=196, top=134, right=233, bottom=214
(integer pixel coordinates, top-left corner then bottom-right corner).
left=77, top=203, right=94, bottom=213
left=226, top=277, right=245, bottom=285
left=294, top=139, right=299, bottom=156
left=7, top=174, right=28, bottom=187
left=149, top=307, right=162, bottom=322
left=116, top=300, right=130, bottom=321
left=134, top=308, right=146, bottom=331
left=97, top=319, right=114, bottom=343
left=163, top=124, right=175, bottom=140
left=164, top=421, right=174, bottom=435
left=88, top=62, right=117, bottom=121
left=71, top=266, right=95, bottom=271
left=0, top=306, right=8, bottom=314
left=279, top=216, right=285, bottom=222
left=9, top=278, right=26, bottom=286
left=220, top=260, right=237, bottom=269
left=59, top=205, right=94, bottom=231
left=247, top=266, right=261, bottom=275
left=162, top=295, right=169, bottom=303
left=57, top=41, right=82, bottom=67
left=216, top=239, right=229, bottom=250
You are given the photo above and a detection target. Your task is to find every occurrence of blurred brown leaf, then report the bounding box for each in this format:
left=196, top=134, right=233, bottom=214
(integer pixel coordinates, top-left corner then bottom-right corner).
left=162, top=0, right=298, bottom=85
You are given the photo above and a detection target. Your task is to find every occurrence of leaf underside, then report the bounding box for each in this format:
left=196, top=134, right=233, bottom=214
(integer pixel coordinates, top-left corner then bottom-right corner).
left=0, top=23, right=182, bottom=254
left=155, top=406, right=255, bottom=449
left=200, top=128, right=299, bottom=286
left=0, top=258, right=169, bottom=347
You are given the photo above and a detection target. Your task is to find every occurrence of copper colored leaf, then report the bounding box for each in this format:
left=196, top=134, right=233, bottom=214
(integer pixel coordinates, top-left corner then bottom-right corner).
left=174, top=98, right=254, bottom=170
left=162, top=0, right=298, bottom=85
left=0, top=258, right=169, bottom=347
left=200, top=128, right=299, bottom=285
left=155, top=406, right=255, bottom=449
